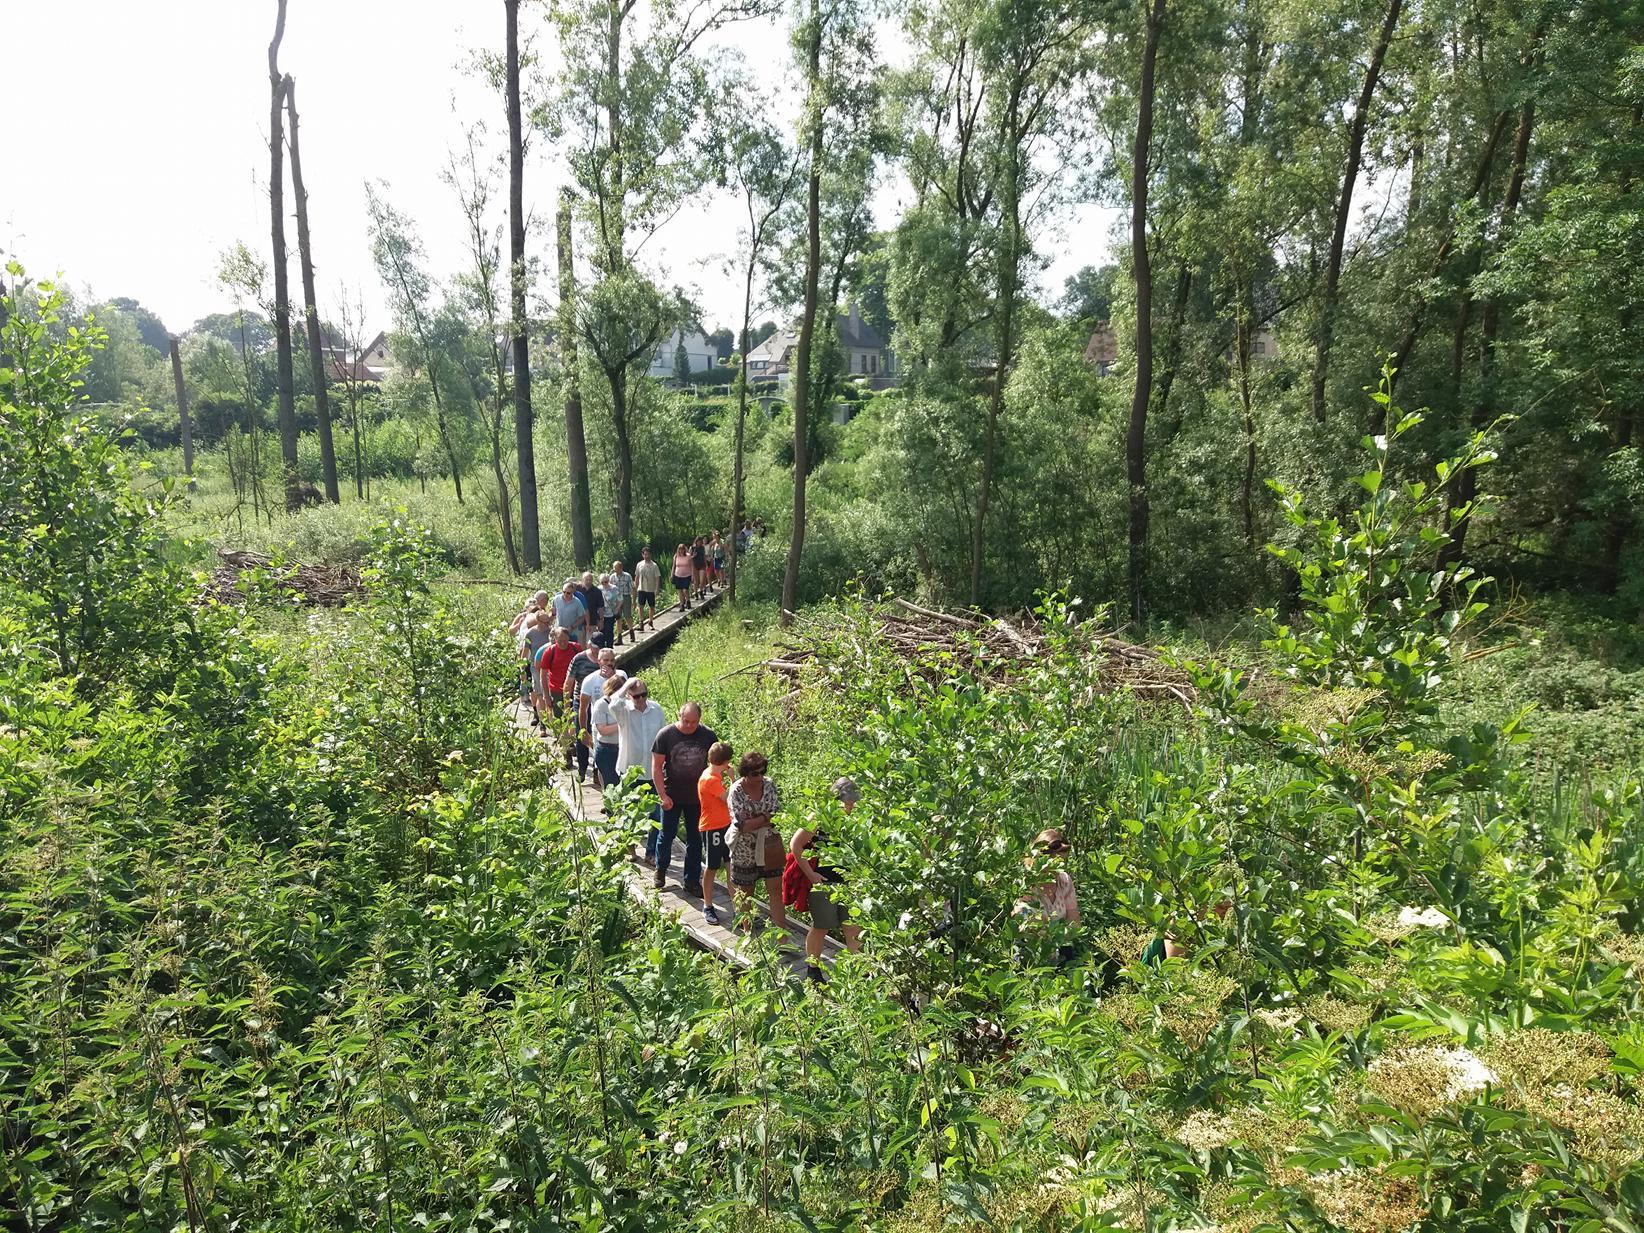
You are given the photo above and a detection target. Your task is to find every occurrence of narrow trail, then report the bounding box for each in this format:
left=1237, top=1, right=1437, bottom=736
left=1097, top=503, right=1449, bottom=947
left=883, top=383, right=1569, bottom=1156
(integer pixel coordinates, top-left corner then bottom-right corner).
left=507, top=585, right=841, bottom=978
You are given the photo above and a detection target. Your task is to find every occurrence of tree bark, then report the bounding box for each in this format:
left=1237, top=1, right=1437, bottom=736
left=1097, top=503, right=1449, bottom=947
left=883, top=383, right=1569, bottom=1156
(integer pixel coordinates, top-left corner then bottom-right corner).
left=782, top=0, right=825, bottom=627
left=1126, top=0, right=1167, bottom=626
left=1154, top=260, right=1194, bottom=444
left=1310, top=0, right=1403, bottom=422
left=1438, top=73, right=1539, bottom=570
left=1386, top=108, right=1511, bottom=399
left=268, top=0, right=300, bottom=510
left=283, top=75, right=340, bottom=504
left=557, top=191, right=594, bottom=566
left=506, top=0, right=541, bottom=570
left=969, top=90, right=1027, bottom=608
left=169, top=335, right=194, bottom=478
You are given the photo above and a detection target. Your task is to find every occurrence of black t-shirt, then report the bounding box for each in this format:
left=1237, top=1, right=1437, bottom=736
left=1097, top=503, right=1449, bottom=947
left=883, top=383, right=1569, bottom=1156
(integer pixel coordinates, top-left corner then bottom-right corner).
left=653, top=723, right=718, bottom=801
left=692, top=544, right=706, bottom=567
left=577, top=584, right=604, bottom=622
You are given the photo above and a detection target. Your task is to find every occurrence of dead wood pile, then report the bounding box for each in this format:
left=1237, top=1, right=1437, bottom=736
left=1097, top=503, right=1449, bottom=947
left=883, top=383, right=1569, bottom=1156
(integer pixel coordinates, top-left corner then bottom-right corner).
left=760, top=597, right=1193, bottom=705
left=205, top=548, right=362, bottom=607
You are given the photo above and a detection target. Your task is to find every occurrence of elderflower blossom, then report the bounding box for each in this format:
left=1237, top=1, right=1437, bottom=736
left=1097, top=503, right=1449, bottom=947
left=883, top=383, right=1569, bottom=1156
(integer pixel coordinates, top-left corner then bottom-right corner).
left=1366, top=1044, right=1496, bottom=1117
left=1395, top=905, right=1449, bottom=930
left=1253, top=1007, right=1303, bottom=1034
left=1306, top=1166, right=1427, bottom=1233
left=1174, top=1109, right=1238, bottom=1152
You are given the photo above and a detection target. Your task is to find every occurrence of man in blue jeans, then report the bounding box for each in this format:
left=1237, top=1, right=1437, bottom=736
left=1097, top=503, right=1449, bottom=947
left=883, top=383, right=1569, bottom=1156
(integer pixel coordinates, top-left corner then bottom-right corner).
left=650, top=702, right=718, bottom=894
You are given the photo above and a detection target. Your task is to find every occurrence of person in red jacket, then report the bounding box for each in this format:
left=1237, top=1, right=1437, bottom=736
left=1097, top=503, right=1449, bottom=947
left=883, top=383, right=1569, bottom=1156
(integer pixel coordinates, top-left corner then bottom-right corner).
left=534, top=625, right=582, bottom=720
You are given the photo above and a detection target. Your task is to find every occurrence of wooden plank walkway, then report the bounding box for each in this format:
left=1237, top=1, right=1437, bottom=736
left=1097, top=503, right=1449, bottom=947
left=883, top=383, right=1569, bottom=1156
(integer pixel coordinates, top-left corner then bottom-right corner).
left=507, top=582, right=839, bottom=979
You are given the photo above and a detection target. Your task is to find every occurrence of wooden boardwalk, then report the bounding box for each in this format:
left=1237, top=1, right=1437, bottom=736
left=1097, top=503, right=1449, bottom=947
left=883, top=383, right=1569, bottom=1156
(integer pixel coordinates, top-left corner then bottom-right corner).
left=508, top=583, right=839, bottom=978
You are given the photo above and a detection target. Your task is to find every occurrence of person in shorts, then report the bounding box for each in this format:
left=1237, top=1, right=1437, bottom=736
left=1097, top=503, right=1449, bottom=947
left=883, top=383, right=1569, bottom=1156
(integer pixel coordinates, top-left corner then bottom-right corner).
left=787, top=776, right=865, bottom=981
left=577, top=571, right=606, bottom=649
left=690, top=535, right=709, bottom=599
left=697, top=741, right=735, bottom=925
left=710, top=530, right=725, bottom=584
left=609, top=559, right=635, bottom=644
left=671, top=543, right=694, bottom=612
left=729, top=750, right=786, bottom=932
left=634, top=548, right=661, bottom=632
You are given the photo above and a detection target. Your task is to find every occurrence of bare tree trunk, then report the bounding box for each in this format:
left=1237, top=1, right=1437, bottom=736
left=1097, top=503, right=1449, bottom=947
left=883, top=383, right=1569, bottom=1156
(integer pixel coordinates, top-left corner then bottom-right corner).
left=1154, top=260, right=1194, bottom=444
left=506, top=0, right=541, bottom=570
left=970, top=108, right=1024, bottom=608
left=268, top=0, right=300, bottom=510
left=1126, top=0, right=1167, bottom=626
left=730, top=263, right=756, bottom=601
left=557, top=192, right=594, bottom=566
left=1439, top=75, right=1539, bottom=570
left=1310, top=0, right=1403, bottom=422
left=782, top=0, right=825, bottom=628
left=1386, top=109, right=1511, bottom=399
left=283, top=75, right=340, bottom=504
left=169, top=335, right=194, bottom=478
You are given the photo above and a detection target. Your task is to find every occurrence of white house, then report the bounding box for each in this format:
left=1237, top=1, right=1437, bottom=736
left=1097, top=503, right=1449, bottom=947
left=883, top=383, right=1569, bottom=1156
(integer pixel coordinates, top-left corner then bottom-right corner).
left=745, top=304, right=892, bottom=385
left=648, top=328, right=718, bottom=380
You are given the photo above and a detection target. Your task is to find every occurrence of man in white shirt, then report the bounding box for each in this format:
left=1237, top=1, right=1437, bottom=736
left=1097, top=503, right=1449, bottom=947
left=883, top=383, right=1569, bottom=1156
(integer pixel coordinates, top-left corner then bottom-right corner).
left=610, top=676, right=669, bottom=865
left=609, top=560, right=636, bottom=645
left=633, top=548, right=662, bottom=633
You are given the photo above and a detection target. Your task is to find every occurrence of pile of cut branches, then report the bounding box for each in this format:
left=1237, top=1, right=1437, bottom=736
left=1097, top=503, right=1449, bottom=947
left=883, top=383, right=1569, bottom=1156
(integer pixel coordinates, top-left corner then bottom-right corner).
left=758, top=597, right=1193, bottom=706
left=204, top=548, right=362, bottom=607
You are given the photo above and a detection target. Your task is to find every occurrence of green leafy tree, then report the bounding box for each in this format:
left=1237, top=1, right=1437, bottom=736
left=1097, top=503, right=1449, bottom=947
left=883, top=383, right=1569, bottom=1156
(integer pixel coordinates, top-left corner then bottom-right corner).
left=0, top=266, right=188, bottom=685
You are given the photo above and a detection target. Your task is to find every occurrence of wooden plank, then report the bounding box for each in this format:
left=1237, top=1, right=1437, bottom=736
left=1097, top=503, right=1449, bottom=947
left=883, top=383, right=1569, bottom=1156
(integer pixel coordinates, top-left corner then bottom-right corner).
left=505, top=584, right=839, bottom=978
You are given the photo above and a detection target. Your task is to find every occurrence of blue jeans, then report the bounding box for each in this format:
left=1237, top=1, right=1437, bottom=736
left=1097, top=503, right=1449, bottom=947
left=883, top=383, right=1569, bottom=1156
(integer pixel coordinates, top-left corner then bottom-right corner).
left=594, top=742, right=619, bottom=789
left=655, top=795, right=703, bottom=888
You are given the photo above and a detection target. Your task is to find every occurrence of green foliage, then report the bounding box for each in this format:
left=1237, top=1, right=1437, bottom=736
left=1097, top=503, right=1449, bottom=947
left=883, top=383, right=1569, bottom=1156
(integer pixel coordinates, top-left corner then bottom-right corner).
left=0, top=267, right=191, bottom=685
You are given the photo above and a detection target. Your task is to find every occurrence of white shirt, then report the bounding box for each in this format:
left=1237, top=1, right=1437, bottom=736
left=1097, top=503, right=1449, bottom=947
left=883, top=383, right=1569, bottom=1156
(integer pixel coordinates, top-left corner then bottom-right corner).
left=613, top=696, right=669, bottom=776
left=581, top=669, right=617, bottom=708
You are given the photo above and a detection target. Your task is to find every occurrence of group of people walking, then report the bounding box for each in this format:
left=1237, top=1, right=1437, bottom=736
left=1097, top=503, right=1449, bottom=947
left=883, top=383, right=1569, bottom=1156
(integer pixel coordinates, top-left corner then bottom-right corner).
left=506, top=546, right=1100, bottom=983
left=508, top=562, right=858, bottom=982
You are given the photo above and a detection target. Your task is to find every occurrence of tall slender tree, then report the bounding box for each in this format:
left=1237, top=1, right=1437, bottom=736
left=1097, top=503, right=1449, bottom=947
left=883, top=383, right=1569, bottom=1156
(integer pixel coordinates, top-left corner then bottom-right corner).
left=556, top=190, right=594, bottom=567
left=169, top=335, right=194, bottom=479
left=367, top=185, right=465, bottom=503
left=783, top=0, right=826, bottom=626
left=505, top=0, right=541, bottom=569
left=1126, top=0, right=1167, bottom=624
left=1309, top=0, right=1404, bottom=423
left=283, top=74, right=340, bottom=503
left=725, top=119, right=798, bottom=599
left=267, top=0, right=300, bottom=509
left=447, top=128, right=523, bottom=574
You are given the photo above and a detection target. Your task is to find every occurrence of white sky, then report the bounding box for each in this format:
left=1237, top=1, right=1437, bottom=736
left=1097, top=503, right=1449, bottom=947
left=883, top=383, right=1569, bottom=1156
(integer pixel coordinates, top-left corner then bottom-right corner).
left=3, top=0, right=1115, bottom=339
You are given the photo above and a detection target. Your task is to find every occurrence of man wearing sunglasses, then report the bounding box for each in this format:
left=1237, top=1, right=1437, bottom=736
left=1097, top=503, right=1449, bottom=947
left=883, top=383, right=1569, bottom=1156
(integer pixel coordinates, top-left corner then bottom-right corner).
left=611, top=676, right=670, bottom=865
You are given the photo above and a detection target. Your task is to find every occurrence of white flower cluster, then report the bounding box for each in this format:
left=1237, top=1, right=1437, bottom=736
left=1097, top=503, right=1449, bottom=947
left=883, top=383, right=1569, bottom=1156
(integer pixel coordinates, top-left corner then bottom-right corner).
left=1174, top=1110, right=1238, bottom=1152
left=1395, top=905, right=1449, bottom=930
left=1368, top=1043, right=1497, bottom=1107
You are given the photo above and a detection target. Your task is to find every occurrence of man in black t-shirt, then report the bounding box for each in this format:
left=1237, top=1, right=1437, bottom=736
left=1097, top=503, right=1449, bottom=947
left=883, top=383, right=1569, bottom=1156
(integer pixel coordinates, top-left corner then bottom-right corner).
left=650, top=702, right=718, bottom=893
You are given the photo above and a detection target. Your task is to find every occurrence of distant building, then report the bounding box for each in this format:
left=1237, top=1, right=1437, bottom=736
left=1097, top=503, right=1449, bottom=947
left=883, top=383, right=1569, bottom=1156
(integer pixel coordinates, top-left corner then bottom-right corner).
left=325, top=330, right=393, bottom=383
left=1083, top=323, right=1118, bottom=375
left=1083, top=320, right=1281, bottom=375
left=648, top=328, right=718, bottom=381
left=746, top=303, right=892, bottom=386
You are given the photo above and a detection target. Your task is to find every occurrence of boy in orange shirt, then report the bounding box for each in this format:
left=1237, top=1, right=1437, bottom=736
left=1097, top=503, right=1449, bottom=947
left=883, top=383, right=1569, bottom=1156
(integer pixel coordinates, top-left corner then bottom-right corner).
left=698, top=741, right=735, bottom=925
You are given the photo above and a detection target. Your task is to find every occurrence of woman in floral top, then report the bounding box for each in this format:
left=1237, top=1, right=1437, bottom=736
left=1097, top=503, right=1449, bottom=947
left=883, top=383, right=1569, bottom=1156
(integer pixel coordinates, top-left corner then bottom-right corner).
left=728, top=750, right=786, bottom=931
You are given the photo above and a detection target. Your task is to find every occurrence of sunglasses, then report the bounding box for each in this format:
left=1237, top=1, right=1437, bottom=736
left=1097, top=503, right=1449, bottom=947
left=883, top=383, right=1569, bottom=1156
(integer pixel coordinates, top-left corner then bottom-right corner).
left=632, top=690, right=648, bottom=699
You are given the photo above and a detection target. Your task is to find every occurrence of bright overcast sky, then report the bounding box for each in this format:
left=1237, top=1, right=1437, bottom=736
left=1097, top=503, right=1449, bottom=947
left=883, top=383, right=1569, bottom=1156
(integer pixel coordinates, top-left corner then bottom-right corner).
left=3, top=1, right=1114, bottom=338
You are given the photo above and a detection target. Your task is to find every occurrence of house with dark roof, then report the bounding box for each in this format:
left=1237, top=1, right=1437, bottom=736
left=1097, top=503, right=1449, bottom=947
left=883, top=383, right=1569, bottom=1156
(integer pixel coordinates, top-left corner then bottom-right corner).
left=745, top=303, right=893, bottom=385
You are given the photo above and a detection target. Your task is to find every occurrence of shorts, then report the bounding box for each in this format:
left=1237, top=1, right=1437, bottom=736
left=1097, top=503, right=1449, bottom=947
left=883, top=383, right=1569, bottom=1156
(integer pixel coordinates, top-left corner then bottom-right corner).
left=529, top=661, right=542, bottom=695
left=703, top=827, right=730, bottom=870
left=731, top=826, right=783, bottom=887
left=636, top=590, right=656, bottom=609
left=673, top=573, right=692, bottom=592
left=809, top=885, right=847, bottom=931
left=617, top=595, right=633, bottom=620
